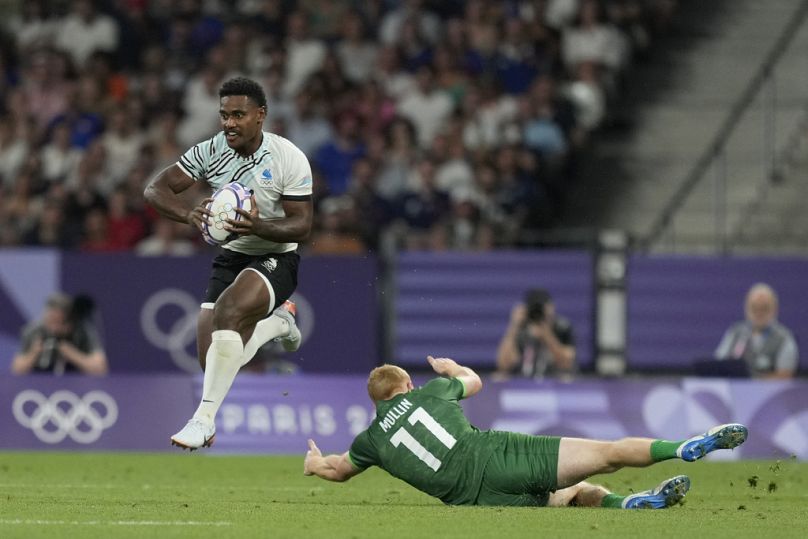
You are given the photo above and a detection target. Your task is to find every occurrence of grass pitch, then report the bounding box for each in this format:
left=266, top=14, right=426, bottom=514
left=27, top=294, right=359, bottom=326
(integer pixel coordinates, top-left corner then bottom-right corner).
left=1, top=452, right=806, bottom=539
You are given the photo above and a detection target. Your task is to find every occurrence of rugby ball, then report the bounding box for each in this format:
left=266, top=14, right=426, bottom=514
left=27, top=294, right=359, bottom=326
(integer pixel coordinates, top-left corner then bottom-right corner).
left=202, top=182, right=253, bottom=245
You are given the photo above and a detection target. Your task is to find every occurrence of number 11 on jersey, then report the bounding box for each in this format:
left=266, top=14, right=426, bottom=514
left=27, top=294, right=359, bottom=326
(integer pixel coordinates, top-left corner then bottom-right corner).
left=389, top=407, right=457, bottom=471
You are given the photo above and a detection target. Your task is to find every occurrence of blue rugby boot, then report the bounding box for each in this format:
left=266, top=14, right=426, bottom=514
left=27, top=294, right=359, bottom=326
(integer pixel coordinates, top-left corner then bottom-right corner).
left=622, top=475, right=691, bottom=509
left=677, top=423, right=748, bottom=462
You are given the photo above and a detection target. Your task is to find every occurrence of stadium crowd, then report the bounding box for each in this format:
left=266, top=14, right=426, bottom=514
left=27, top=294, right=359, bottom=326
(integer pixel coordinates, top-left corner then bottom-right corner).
left=0, top=0, right=676, bottom=254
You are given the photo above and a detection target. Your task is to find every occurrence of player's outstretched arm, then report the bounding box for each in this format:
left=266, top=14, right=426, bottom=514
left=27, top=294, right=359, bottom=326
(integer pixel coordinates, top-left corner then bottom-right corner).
left=427, top=355, right=483, bottom=398
left=303, top=439, right=363, bottom=482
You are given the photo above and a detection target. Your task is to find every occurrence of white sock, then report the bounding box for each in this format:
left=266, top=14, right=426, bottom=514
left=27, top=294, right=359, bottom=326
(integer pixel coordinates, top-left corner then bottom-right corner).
left=193, top=329, right=244, bottom=423
left=241, top=314, right=289, bottom=366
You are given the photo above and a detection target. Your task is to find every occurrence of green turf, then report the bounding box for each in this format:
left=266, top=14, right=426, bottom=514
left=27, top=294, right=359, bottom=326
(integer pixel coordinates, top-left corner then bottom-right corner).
left=1, top=452, right=806, bottom=539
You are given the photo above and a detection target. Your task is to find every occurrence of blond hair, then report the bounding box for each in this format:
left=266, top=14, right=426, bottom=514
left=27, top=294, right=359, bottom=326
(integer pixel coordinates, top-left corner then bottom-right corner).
left=367, top=364, right=410, bottom=402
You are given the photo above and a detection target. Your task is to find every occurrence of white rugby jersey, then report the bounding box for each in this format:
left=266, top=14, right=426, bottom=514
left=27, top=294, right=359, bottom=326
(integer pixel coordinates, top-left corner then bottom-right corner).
left=177, top=131, right=313, bottom=255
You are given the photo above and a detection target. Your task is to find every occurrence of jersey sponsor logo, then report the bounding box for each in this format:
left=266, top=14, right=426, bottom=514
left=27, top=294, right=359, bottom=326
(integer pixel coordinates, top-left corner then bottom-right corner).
left=261, top=258, right=278, bottom=274
left=259, top=168, right=274, bottom=188
left=300, top=176, right=313, bottom=186
left=13, top=389, right=118, bottom=444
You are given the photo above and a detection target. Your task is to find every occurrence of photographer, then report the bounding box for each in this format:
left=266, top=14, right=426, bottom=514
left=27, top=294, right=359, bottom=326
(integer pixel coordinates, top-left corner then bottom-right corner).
left=495, top=289, right=577, bottom=379
left=10, top=293, right=108, bottom=376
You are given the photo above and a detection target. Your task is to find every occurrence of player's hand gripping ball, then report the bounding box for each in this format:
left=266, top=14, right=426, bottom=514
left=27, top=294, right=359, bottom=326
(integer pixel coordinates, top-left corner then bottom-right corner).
left=202, top=182, right=253, bottom=245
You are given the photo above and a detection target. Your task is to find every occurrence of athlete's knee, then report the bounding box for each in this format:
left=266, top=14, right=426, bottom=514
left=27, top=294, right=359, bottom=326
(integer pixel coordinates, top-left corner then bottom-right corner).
left=211, top=296, right=243, bottom=330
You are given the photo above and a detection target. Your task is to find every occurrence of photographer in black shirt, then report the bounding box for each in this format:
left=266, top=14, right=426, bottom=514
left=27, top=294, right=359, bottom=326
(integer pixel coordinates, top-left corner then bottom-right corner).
left=495, top=288, right=577, bottom=379
left=11, top=293, right=108, bottom=376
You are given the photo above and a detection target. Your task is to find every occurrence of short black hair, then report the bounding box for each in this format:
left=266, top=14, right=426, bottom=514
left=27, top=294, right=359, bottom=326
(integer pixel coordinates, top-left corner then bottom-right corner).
left=219, top=77, right=267, bottom=109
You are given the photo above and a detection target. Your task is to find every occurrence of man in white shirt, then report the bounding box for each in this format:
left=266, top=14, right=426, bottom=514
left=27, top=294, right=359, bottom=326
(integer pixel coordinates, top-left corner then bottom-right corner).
left=144, top=77, right=314, bottom=449
left=54, top=0, right=119, bottom=69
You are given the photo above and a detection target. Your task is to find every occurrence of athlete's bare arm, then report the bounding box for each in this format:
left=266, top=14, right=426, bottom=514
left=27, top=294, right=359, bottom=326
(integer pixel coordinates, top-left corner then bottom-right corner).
left=303, top=439, right=363, bottom=482
left=427, top=355, right=483, bottom=398
left=143, top=164, right=212, bottom=230
left=228, top=197, right=313, bottom=243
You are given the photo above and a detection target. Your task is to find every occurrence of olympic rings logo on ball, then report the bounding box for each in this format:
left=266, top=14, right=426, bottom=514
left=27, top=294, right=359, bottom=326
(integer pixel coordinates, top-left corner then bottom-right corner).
left=12, top=390, right=119, bottom=444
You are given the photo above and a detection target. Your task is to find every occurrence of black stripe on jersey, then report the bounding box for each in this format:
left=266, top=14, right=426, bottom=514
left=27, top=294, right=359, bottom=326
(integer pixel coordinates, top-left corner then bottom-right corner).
left=178, top=156, right=199, bottom=177
left=208, top=138, right=216, bottom=156
left=281, top=194, right=312, bottom=201
left=207, top=152, right=238, bottom=179
left=231, top=150, right=271, bottom=182
left=193, top=144, right=203, bottom=164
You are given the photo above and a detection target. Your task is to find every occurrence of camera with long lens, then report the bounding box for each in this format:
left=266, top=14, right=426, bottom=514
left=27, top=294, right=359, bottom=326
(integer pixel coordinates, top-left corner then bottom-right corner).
left=525, top=288, right=551, bottom=323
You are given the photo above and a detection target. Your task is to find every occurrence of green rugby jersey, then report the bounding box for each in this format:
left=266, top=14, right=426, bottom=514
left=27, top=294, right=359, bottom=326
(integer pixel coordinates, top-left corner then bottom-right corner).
left=348, top=377, right=502, bottom=505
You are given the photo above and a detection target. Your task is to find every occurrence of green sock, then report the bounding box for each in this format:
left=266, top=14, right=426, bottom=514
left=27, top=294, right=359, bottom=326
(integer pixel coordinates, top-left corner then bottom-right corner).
left=650, top=439, right=684, bottom=462
left=601, top=493, right=626, bottom=508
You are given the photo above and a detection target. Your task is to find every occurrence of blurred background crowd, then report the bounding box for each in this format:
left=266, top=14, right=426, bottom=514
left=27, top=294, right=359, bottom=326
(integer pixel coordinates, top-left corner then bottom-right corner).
left=0, top=0, right=677, bottom=255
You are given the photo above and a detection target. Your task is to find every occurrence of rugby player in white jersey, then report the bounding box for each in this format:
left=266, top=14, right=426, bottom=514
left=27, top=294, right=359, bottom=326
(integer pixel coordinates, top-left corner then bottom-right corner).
left=144, top=77, right=314, bottom=450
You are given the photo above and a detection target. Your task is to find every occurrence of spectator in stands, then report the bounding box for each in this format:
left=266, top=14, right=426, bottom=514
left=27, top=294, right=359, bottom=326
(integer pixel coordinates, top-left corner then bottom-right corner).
left=336, top=11, right=378, bottom=84
left=54, top=0, right=120, bottom=70
left=101, top=107, right=145, bottom=185
left=445, top=188, right=494, bottom=251
left=394, top=156, right=451, bottom=250
left=135, top=218, right=196, bottom=257
left=287, top=90, right=333, bottom=158
left=283, top=10, right=327, bottom=97
left=0, top=114, right=29, bottom=187
left=0, top=0, right=671, bottom=253
left=397, top=65, right=454, bottom=149
left=308, top=196, right=365, bottom=255
left=11, top=292, right=108, bottom=376
left=372, top=45, right=416, bottom=101
left=315, top=112, right=366, bottom=197
left=177, top=63, right=225, bottom=147
left=714, top=283, right=799, bottom=379
left=104, top=185, right=147, bottom=250
left=22, top=196, right=76, bottom=249
left=20, top=49, right=73, bottom=133
left=379, top=0, right=442, bottom=47
left=561, top=0, right=629, bottom=90
left=345, top=157, right=394, bottom=251
left=376, top=117, right=418, bottom=201
left=40, top=121, right=84, bottom=185
left=496, top=288, right=577, bottom=379
left=6, top=0, right=57, bottom=54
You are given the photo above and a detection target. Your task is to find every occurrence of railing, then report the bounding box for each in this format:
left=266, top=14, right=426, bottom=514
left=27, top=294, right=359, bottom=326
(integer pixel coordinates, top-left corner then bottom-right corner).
left=642, top=0, right=808, bottom=253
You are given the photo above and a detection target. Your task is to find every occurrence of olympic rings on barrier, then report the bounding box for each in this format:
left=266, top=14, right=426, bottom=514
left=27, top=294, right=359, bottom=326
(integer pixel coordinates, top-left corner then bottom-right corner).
left=139, top=288, right=200, bottom=373
left=139, top=288, right=315, bottom=373
left=12, top=390, right=118, bottom=444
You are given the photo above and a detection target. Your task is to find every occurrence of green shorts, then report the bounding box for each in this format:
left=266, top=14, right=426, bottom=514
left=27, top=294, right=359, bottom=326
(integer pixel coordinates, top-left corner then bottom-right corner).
left=475, top=432, right=561, bottom=507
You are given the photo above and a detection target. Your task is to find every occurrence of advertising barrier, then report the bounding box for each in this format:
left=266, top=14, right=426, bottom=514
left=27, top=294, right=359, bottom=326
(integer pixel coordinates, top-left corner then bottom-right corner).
left=2, top=374, right=807, bottom=459
left=0, top=251, right=379, bottom=374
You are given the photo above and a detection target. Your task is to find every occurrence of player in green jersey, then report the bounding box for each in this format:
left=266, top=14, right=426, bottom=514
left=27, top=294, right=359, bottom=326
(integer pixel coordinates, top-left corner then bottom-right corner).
left=304, top=356, right=748, bottom=508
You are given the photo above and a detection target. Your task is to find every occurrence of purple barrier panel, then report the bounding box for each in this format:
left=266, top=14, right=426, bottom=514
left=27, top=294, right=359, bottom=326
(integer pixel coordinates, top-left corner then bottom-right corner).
left=628, top=256, right=808, bottom=371
left=0, top=374, right=194, bottom=451
left=395, top=251, right=594, bottom=370
left=207, top=374, right=375, bottom=455
left=3, top=375, right=807, bottom=458
left=290, top=255, right=379, bottom=374
left=0, top=250, right=61, bottom=373
left=62, top=253, right=210, bottom=373
left=461, top=377, right=808, bottom=460
left=60, top=253, right=379, bottom=374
